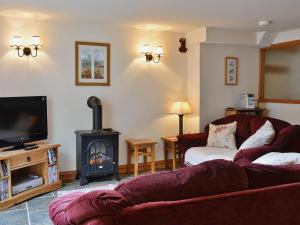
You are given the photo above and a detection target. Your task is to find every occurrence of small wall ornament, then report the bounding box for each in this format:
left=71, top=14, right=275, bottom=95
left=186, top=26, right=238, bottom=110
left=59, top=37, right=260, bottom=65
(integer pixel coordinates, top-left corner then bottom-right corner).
left=225, top=57, right=238, bottom=85
left=178, top=38, right=187, bottom=53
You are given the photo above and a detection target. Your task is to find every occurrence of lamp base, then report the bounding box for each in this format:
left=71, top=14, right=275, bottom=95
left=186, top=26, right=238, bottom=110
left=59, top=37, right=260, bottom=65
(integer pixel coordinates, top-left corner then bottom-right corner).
left=178, top=114, right=184, bottom=136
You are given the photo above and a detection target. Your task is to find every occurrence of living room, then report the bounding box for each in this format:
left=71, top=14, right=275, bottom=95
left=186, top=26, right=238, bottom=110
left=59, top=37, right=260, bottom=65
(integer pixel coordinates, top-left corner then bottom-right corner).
left=1, top=1, right=300, bottom=225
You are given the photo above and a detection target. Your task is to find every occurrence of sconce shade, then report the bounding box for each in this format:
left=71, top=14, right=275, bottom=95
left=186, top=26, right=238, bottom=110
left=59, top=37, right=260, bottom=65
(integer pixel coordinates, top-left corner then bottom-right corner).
left=31, top=36, right=42, bottom=47
left=155, top=46, right=164, bottom=55
left=10, top=36, right=23, bottom=48
left=169, top=101, right=192, bottom=115
left=142, top=44, right=150, bottom=54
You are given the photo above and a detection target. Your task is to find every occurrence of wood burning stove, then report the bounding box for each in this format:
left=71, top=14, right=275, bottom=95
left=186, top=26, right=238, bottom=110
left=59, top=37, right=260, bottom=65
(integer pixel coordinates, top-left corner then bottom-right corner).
left=75, top=97, right=120, bottom=186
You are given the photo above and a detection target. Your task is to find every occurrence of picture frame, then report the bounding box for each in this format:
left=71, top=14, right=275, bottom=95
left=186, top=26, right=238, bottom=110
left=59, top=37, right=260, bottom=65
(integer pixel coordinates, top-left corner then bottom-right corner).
left=225, top=57, right=238, bottom=85
left=75, top=41, right=110, bottom=86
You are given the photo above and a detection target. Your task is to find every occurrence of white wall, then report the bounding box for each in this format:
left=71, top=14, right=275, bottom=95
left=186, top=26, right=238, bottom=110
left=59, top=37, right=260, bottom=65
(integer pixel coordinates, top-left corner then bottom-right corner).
left=200, top=43, right=259, bottom=130
left=0, top=18, right=187, bottom=171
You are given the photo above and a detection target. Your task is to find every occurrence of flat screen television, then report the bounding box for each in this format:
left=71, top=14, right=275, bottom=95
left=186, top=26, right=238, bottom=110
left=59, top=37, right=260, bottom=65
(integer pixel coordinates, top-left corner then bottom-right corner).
left=0, top=96, right=48, bottom=150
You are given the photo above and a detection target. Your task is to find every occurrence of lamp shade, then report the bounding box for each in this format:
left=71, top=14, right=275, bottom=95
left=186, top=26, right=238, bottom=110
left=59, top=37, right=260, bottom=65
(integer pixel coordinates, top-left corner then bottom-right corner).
left=31, top=36, right=42, bottom=47
left=141, top=44, right=150, bottom=54
left=169, top=101, right=192, bottom=115
left=10, top=36, right=23, bottom=48
left=155, top=46, right=164, bottom=55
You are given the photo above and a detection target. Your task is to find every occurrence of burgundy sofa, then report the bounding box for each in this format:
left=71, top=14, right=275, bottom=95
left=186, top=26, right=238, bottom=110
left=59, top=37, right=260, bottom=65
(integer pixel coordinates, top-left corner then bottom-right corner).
left=49, top=115, right=300, bottom=225
left=178, top=114, right=300, bottom=164
left=49, top=159, right=300, bottom=225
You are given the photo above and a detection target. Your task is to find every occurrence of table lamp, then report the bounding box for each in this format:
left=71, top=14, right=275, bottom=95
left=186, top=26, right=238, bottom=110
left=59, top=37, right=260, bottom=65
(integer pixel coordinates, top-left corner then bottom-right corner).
left=169, top=101, right=193, bottom=135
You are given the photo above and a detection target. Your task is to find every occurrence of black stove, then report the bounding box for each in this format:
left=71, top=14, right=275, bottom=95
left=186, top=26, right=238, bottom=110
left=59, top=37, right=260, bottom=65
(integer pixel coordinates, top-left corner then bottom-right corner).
left=75, top=97, right=120, bottom=186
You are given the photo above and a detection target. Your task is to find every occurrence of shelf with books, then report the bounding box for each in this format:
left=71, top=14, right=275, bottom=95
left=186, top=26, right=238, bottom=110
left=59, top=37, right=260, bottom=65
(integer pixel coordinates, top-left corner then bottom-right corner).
left=0, top=142, right=62, bottom=211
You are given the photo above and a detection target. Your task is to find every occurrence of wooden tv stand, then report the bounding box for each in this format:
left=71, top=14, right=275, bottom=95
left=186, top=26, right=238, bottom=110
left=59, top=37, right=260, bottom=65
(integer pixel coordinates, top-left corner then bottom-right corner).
left=0, top=142, right=62, bottom=211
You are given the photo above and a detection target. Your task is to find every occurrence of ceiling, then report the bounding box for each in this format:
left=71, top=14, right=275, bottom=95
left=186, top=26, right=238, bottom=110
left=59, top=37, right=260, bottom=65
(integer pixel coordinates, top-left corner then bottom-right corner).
left=0, top=0, right=300, bottom=32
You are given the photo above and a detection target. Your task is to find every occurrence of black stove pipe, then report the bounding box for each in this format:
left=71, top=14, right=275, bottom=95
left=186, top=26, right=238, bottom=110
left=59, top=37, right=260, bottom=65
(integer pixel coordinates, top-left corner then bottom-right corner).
left=87, top=96, right=102, bottom=130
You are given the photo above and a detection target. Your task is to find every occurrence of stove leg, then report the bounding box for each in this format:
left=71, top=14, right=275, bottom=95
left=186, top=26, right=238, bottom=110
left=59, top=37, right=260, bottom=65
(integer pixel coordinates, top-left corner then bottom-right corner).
left=115, top=173, right=120, bottom=181
left=80, top=177, right=88, bottom=186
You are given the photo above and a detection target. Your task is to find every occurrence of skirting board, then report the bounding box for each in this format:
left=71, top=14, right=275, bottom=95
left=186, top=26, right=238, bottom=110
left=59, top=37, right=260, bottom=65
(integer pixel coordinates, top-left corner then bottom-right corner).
left=59, top=160, right=177, bottom=183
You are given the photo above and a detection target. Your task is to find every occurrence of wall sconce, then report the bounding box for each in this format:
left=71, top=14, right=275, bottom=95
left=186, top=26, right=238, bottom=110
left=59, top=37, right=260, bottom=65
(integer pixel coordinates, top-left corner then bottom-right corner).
left=141, top=45, right=164, bottom=63
left=10, top=36, right=42, bottom=57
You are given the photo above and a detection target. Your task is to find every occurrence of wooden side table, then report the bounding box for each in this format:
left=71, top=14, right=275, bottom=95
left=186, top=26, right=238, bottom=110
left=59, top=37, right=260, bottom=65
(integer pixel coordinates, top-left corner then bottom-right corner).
left=126, top=139, right=157, bottom=177
left=225, top=107, right=265, bottom=116
left=162, top=136, right=179, bottom=170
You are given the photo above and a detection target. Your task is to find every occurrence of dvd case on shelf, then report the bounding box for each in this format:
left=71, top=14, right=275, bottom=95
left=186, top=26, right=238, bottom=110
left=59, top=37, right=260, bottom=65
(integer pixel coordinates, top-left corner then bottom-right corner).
left=48, top=149, right=57, bottom=165
left=0, top=179, right=9, bottom=201
left=0, top=161, right=8, bottom=178
left=48, top=166, right=58, bottom=184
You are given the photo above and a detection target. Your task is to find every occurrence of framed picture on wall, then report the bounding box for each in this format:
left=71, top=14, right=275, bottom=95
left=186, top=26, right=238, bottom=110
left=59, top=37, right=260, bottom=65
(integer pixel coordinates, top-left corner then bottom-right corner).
left=225, top=57, right=238, bottom=85
left=75, top=41, right=110, bottom=86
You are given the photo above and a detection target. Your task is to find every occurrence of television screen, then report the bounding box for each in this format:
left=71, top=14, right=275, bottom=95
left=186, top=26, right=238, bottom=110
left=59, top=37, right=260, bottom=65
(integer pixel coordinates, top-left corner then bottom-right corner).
left=0, top=96, right=47, bottom=148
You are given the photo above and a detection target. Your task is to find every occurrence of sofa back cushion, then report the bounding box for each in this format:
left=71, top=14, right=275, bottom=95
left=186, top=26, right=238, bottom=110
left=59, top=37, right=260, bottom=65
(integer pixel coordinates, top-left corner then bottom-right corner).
left=207, top=122, right=237, bottom=150
left=205, top=115, right=255, bottom=148
left=250, top=117, right=290, bottom=142
left=115, top=160, right=249, bottom=206
left=271, top=125, right=300, bottom=152
left=238, top=120, right=275, bottom=150
left=242, top=163, right=300, bottom=189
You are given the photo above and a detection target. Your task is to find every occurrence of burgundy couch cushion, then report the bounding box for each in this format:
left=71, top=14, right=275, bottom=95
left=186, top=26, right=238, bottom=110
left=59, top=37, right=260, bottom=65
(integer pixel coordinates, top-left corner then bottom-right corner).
left=65, top=190, right=128, bottom=225
left=233, top=145, right=283, bottom=165
left=115, top=159, right=249, bottom=205
left=242, top=163, right=300, bottom=189
left=49, top=192, right=84, bottom=225
left=205, top=115, right=255, bottom=148
left=178, top=132, right=208, bottom=154
left=272, top=125, right=300, bottom=152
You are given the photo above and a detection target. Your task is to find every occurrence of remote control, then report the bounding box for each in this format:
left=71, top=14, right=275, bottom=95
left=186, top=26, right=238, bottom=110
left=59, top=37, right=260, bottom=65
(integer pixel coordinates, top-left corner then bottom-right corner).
left=25, top=146, right=39, bottom=151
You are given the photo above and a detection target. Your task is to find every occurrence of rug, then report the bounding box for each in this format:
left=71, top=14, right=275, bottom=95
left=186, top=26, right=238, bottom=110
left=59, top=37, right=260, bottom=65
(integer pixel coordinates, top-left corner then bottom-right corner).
left=57, top=183, right=118, bottom=196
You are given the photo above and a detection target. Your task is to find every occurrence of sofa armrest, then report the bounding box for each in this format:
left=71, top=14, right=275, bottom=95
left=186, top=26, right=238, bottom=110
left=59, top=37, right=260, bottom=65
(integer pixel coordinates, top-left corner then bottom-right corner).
left=178, top=132, right=208, bottom=155
left=233, top=146, right=282, bottom=165
left=65, top=190, right=129, bottom=225
left=272, top=125, right=300, bottom=152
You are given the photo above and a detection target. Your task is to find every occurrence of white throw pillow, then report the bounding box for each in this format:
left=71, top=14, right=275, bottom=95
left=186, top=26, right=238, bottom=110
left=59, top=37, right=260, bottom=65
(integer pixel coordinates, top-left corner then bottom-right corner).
left=207, top=121, right=237, bottom=150
left=253, top=152, right=300, bottom=165
left=239, top=120, right=275, bottom=151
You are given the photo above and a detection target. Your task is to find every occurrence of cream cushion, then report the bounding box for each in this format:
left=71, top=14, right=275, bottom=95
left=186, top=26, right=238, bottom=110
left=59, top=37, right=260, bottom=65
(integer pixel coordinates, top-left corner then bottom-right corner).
left=185, top=146, right=236, bottom=166
left=253, top=152, right=300, bottom=165
left=207, top=121, right=237, bottom=150
left=239, top=120, right=275, bottom=151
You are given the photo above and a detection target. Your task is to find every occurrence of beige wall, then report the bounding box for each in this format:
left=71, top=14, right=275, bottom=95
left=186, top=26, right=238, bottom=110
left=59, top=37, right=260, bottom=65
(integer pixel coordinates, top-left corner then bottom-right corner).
left=0, top=18, right=187, bottom=171
left=200, top=43, right=259, bottom=130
